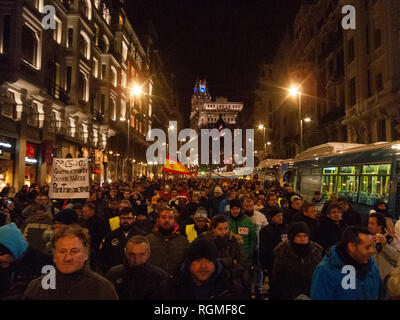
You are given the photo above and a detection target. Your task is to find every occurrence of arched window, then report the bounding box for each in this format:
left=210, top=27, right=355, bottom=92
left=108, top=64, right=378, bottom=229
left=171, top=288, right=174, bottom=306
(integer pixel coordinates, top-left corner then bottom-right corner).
left=79, top=31, right=90, bottom=60
left=100, top=34, right=109, bottom=53
left=80, top=0, right=92, bottom=20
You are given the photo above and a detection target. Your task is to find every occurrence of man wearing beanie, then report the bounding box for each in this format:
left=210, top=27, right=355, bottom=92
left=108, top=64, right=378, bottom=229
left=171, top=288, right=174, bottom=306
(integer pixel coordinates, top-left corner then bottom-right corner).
left=209, top=186, right=225, bottom=217
left=228, top=198, right=257, bottom=264
left=259, top=207, right=289, bottom=282
left=164, top=238, right=248, bottom=300
left=269, top=222, right=323, bottom=300
left=0, top=223, right=52, bottom=299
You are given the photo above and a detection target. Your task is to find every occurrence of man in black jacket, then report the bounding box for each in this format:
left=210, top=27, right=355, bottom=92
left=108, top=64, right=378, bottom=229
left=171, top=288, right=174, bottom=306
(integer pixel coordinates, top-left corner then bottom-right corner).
left=163, top=238, right=249, bottom=300
left=106, top=235, right=168, bottom=299
left=81, top=202, right=108, bottom=271
left=259, top=208, right=289, bottom=278
left=292, top=202, right=320, bottom=242
left=317, top=204, right=345, bottom=253
left=337, top=197, right=362, bottom=227
left=100, top=207, right=145, bottom=273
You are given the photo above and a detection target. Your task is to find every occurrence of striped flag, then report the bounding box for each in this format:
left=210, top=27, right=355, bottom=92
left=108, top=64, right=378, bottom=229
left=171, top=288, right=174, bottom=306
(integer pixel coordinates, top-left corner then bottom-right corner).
left=162, top=155, right=191, bottom=176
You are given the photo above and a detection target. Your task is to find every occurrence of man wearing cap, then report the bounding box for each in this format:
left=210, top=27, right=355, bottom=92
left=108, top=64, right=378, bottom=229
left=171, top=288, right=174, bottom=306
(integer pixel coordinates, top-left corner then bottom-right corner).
left=270, top=222, right=323, bottom=300
left=228, top=199, right=257, bottom=264
left=164, top=238, right=249, bottom=300
left=100, top=207, right=146, bottom=273
left=0, top=223, right=52, bottom=299
left=184, top=207, right=210, bottom=243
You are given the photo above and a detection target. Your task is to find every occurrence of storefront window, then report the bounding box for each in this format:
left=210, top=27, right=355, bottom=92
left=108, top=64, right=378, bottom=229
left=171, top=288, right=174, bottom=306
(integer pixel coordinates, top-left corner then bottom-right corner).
left=0, top=137, right=15, bottom=188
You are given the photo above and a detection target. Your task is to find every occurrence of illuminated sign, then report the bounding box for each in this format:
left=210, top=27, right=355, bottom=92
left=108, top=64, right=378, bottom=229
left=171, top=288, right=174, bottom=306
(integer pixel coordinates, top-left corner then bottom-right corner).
left=0, top=142, right=11, bottom=148
left=25, top=157, right=38, bottom=164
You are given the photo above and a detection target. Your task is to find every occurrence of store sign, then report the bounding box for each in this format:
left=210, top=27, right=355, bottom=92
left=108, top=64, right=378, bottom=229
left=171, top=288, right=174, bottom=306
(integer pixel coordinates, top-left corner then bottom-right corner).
left=43, top=140, right=54, bottom=164
left=49, top=158, right=90, bottom=199
left=26, top=143, right=36, bottom=158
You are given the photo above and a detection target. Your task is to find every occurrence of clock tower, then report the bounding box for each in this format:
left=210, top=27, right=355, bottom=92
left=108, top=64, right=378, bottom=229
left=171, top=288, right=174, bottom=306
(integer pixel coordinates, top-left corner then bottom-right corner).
left=190, top=79, right=211, bottom=129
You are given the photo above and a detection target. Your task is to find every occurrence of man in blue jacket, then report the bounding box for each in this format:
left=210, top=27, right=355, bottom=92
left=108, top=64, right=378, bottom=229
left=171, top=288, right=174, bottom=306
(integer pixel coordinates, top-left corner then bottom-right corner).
left=311, top=226, right=381, bottom=300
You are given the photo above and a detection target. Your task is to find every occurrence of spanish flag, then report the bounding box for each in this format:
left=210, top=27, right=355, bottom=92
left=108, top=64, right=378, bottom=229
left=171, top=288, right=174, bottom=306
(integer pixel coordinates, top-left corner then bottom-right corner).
left=162, top=155, right=191, bottom=176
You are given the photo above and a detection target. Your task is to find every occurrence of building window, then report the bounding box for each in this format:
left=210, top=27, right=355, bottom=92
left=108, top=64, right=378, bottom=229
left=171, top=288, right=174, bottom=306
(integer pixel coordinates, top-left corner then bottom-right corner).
left=53, top=16, right=62, bottom=44
left=111, top=66, right=117, bottom=87
left=80, top=0, right=92, bottom=20
left=67, top=28, right=73, bottom=48
left=376, top=73, right=383, bottom=92
left=68, top=118, right=76, bottom=137
left=21, top=24, right=40, bottom=69
left=367, top=69, right=372, bottom=97
left=110, top=98, right=116, bottom=121
left=66, top=66, right=72, bottom=93
left=94, top=24, right=99, bottom=46
left=78, top=71, right=88, bottom=101
left=0, top=15, right=11, bottom=54
left=349, top=77, right=356, bottom=106
left=121, top=71, right=127, bottom=88
left=377, top=119, right=386, bottom=141
left=120, top=99, right=126, bottom=120
left=79, top=31, right=90, bottom=60
left=101, top=63, right=106, bottom=79
left=100, top=35, right=109, bottom=53
left=122, top=41, right=128, bottom=61
left=100, top=94, right=105, bottom=115
left=93, top=58, right=99, bottom=78
left=1, top=90, right=16, bottom=119
left=347, top=38, right=355, bottom=64
left=374, top=29, right=381, bottom=49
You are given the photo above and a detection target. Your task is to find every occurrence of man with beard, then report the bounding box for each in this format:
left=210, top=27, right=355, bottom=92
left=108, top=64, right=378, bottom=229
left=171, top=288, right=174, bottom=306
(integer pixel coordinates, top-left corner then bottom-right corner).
left=146, top=209, right=190, bottom=278
left=243, top=198, right=268, bottom=299
left=100, top=207, right=146, bottom=273
left=260, top=192, right=280, bottom=218
left=202, top=214, right=249, bottom=291
left=183, top=207, right=210, bottom=242
left=106, top=235, right=168, bottom=299
left=311, top=226, right=381, bottom=300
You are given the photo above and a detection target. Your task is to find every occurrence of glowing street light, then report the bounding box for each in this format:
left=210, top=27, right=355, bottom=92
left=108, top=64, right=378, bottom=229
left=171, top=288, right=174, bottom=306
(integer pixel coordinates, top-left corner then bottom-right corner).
left=130, top=84, right=142, bottom=97
left=304, top=117, right=311, bottom=122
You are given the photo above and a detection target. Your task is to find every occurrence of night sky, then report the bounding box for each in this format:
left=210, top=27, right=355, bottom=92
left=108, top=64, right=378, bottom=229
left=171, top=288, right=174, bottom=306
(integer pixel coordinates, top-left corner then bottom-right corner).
left=126, top=0, right=304, bottom=126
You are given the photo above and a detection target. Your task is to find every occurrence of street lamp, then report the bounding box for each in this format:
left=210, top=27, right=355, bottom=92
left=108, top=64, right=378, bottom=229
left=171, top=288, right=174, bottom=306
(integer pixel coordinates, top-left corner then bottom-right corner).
left=258, top=124, right=266, bottom=158
left=290, top=86, right=303, bottom=152
left=120, top=82, right=142, bottom=179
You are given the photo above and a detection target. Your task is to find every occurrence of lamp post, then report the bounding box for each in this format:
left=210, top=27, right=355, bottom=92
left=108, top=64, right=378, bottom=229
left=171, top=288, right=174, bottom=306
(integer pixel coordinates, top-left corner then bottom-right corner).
left=258, top=124, right=266, bottom=158
left=121, top=83, right=142, bottom=180
left=290, top=86, right=303, bottom=153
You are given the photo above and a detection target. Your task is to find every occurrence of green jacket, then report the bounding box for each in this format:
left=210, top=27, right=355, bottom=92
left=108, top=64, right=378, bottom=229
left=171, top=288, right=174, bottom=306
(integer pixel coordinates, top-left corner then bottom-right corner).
left=228, top=213, right=257, bottom=263
left=146, top=225, right=190, bottom=278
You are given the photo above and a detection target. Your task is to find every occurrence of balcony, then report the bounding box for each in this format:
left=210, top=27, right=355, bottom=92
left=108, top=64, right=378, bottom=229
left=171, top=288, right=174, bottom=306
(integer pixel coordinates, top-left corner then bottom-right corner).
left=47, top=80, right=69, bottom=104
left=92, top=111, right=104, bottom=124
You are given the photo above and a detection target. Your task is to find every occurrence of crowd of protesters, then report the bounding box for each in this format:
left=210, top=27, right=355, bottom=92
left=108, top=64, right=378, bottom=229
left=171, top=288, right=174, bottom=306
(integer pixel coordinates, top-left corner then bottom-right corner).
left=1, top=177, right=400, bottom=300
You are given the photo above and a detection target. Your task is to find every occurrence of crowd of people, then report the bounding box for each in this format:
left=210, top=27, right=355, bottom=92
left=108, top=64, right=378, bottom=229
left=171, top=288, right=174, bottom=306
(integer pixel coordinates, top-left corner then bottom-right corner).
left=1, top=177, right=400, bottom=300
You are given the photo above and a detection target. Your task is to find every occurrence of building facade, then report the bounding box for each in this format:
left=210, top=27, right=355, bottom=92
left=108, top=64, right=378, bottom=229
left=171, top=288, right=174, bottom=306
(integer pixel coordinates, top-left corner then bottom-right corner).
left=190, top=79, right=243, bottom=130
left=254, top=0, right=400, bottom=159
left=0, top=0, right=181, bottom=190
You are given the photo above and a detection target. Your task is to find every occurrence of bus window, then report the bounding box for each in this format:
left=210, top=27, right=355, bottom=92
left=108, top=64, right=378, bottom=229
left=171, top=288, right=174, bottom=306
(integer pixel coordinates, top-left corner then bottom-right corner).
left=321, top=175, right=337, bottom=199
left=359, top=164, right=391, bottom=205
left=337, top=175, right=358, bottom=202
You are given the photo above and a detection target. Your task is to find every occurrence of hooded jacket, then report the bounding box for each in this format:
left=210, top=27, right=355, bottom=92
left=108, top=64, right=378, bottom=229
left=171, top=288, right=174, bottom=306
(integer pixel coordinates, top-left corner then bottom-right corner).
left=270, top=240, right=323, bottom=300
left=311, top=244, right=381, bottom=300
left=228, top=212, right=257, bottom=263
left=163, top=260, right=249, bottom=300
left=146, top=225, right=190, bottom=277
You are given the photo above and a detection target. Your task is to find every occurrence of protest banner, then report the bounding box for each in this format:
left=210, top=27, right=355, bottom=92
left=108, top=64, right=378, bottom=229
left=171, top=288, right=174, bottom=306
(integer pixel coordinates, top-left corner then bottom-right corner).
left=49, top=158, right=90, bottom=199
